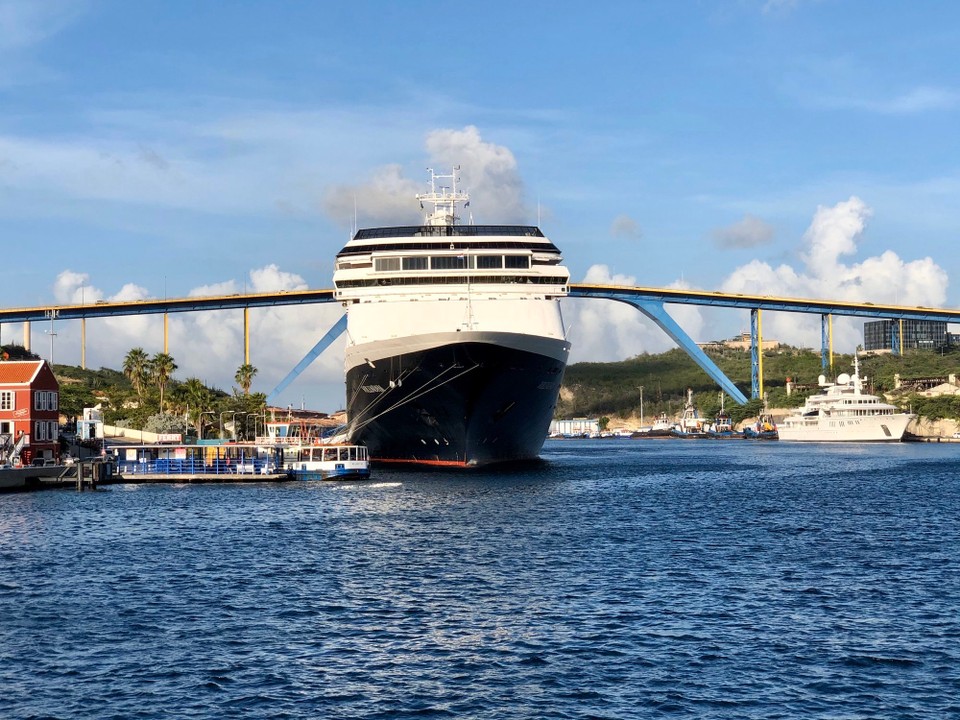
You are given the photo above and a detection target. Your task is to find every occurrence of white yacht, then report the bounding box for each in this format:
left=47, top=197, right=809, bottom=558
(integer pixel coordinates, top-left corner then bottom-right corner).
left=333, top=168, right=571, bottom=466
left=777, top=357, right=914, bottom=442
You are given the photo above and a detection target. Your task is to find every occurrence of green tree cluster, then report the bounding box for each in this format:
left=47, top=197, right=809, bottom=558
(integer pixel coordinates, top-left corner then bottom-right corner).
left=557, top=346, right=960, bottom=422
left=49, top=347, right=268, bottom=438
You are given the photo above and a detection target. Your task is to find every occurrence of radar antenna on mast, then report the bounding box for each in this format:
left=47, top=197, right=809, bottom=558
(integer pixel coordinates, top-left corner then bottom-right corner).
left=415, top=166, right=470, bottom=226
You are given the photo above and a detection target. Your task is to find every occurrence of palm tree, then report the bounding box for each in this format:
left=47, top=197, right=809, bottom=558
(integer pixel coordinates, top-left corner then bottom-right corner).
left=235, top=364, right=258, bottom=395
left=151, top=352, right=177, bottom=412
left=122, top=347, right=150, bottom=403
left=181, top=377, right=213, bottom=436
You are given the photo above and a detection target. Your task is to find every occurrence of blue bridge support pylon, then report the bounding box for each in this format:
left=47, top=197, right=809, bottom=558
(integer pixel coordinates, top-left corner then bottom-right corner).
left=750, top=308, right=763, bottom=400
left=610, top=297, right=749, bottom=405
left=821, top=313, right=833, bottom=372
left=266, top=314, right=347, bottom=405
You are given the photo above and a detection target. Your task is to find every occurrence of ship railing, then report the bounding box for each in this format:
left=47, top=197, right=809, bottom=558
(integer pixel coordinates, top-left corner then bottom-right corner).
left=254, top=436, right=330, bottom=446
left=117, top=457, right=279, bottom=476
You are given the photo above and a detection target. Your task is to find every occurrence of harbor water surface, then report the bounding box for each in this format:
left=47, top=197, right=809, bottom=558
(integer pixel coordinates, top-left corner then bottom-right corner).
left=2, top=440, right=959, bottom=718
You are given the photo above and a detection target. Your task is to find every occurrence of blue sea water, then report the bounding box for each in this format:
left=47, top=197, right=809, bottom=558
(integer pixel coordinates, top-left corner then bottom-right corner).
left=2, top=439, right=960, bottom=719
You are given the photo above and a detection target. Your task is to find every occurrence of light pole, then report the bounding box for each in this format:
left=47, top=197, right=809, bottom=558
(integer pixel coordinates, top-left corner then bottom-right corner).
left=220, top=411, right=236, bottom=441
left=233, top=412, right=248, bottom=441
left=250, top=410, right=267, bottom=440
left=199, top=411, right=215, bottom=440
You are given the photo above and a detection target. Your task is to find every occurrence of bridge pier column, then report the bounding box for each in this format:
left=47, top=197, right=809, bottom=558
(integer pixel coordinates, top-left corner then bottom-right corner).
left=244, top=307, right=250, bottom=365
left=163, top=313, right=169, bottom=354
left=891, top=319, right=900, bottom=356
left=23, top=321, right=30, bottom=352
left=821, top=314, right=834, bottom=372
left=750, top=308, right=763, bottom=400
left=81, top=318, right=86, bottom=369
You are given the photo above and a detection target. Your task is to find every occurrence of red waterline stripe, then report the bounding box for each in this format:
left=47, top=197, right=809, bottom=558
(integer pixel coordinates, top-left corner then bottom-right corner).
left=373, top=457, right=468, bottom=468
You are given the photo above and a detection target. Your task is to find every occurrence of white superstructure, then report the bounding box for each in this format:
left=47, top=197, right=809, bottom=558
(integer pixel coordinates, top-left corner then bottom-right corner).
left=335, top=170, right=569, bottom=365
left=778, top=357, right=914, bottom=442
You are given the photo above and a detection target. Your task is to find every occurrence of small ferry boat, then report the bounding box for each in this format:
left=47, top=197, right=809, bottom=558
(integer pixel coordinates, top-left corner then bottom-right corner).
left=288, top=444, right=370, bottom=481
left=777, top=357, right=913, bottom=442
left=257, top=417, right=371, bottom=480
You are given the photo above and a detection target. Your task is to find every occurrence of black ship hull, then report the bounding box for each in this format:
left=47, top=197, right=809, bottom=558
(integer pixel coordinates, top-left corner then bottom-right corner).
left=346, top=340, right=566, bottom=467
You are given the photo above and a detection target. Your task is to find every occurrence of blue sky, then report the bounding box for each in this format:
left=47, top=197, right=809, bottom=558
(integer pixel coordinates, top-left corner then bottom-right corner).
left=2, top=0, right=959, bottom=409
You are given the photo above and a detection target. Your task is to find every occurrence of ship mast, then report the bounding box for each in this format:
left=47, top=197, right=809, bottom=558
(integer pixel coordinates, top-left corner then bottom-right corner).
left=416, top=166, right=469, bottom=226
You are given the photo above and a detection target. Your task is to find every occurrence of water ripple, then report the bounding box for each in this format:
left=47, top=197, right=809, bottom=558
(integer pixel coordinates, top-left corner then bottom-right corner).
left=2, top=440, right=959, bottom=718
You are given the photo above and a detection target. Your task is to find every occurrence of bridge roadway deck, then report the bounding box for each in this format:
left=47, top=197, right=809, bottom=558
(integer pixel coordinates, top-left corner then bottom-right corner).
left=0, top=284, right=957, bottom=323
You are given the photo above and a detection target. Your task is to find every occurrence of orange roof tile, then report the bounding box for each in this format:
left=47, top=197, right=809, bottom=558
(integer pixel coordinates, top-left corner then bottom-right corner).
left=0, top=360, right=44, bottom=384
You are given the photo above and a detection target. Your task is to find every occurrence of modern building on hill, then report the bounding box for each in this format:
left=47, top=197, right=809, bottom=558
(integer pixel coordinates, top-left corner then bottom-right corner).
left=699, top=331, right=779, bottom=352
left=863, top=319, right=949, bottom=353
left=0, top=360, right=60, bottom=465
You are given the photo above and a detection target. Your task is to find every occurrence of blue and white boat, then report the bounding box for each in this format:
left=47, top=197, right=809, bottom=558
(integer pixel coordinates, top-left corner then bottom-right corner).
left=257, top=417, right=371, bottom=480
left=287, top=444, right=370, bottom=481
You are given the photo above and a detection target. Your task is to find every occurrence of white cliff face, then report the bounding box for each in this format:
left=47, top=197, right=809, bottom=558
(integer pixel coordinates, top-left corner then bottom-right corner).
left=907, top=416, right=960, bottom=438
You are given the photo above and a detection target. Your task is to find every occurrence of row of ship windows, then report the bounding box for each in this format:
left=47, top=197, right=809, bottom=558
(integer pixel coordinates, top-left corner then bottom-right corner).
left=353, top=225, right=545, bottom=240
left=336, top=275, right=569, bottom=288
left=830, top=409, right=895, bottom=417
left=338, top=239, right=560, bottom=256
left=374, top=255, right=531, bottom=272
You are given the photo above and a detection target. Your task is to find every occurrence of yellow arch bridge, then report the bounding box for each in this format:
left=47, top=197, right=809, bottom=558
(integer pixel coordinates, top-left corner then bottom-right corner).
left=2, top=284, right=956, bottom=405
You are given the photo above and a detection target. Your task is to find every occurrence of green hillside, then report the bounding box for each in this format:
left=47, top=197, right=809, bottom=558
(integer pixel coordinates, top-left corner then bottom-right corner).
left=558, top=345, right=960, bottom=423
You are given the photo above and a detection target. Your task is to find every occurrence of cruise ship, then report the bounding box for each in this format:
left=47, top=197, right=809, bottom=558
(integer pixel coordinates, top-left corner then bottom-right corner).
left=777, top=357, right=914, bottom=442
left=333, top=169, right=571, bottom=466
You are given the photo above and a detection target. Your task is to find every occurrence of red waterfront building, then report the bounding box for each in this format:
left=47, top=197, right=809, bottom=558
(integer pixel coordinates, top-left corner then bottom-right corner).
left=0, top=360, right=60, bottom=465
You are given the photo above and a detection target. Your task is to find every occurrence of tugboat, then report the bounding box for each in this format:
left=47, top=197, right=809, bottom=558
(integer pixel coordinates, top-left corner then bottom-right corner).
left=705, top=394, right=740, bottom=438
left=742, top=414, right=779, bottom=440
left=671, top=389, right=707, bottom=438
left=333, top=168, right=571, bottom=467
left=631, top=413, right=674, bottom=439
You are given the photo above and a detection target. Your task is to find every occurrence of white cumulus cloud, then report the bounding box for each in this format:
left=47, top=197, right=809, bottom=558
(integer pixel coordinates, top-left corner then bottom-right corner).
left=720, top=196, right=949, bottom=350
left=321, top=125, right=528, bottom=228
left=564, top=196, right=950, bottom=367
